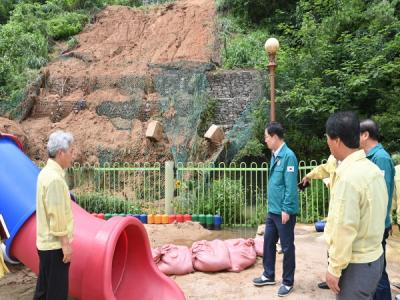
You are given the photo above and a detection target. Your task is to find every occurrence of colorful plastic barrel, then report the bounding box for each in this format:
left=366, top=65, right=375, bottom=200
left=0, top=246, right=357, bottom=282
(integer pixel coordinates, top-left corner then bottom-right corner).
left=206, top=214, right=213, bottom=230
left=119, top=213, right=126, bottom=217
left=148, top=214, right=155, bottom=224
left=176, top=214, right=184, bottom=223
left=91, top=213, right=98, bottom=218
left=198, top=214, right=206, bottom=227
left=112, top=213, right=119, bottom=218
left=97, top=213, right=105, bottom=220
left=162, top=214, right=169, bottom=224
left=213, top=214, right=222, bottom=230
left=168, top=215, right=176, bottom=224
left=183, top=214, right=192, bottom=222
left=104, top=213, right=112, bottom=220
left=191, top=214, right=199, bottom=222
left=133, top=214, right=140, bottom=220
left=155, top=214, right=162, bottom=224
left=139, top=214, right=147, bottom=224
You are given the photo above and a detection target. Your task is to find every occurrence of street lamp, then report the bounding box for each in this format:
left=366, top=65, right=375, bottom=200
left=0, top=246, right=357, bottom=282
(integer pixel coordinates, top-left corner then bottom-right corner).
left=264, top=38, right=280, bottom=122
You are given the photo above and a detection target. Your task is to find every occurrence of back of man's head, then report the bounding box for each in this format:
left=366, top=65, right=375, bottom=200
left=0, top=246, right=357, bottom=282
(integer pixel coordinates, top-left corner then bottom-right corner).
left=325, top=111, right=360, bottom=149
left=360, top=119, right=380, bottom=141
left=266, top=122, right=284, bottom=139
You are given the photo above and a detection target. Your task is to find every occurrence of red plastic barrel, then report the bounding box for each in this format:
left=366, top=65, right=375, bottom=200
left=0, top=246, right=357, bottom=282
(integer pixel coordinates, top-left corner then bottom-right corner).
left=168, top=215, right=176, bottom=224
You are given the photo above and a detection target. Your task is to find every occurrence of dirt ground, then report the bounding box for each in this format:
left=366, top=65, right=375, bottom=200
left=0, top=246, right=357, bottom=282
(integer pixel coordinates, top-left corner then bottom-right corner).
left=1, top=223, right=399, bottom=300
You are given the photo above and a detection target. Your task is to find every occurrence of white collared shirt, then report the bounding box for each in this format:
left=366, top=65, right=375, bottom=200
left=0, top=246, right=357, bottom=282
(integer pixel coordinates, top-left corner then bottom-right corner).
left=273, top=143, right=285, bottom=158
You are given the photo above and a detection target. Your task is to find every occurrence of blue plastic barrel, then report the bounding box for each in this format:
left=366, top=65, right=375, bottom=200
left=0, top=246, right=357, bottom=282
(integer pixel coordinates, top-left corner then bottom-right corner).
left=133, top=214, right=140, bottom=221
left=0, top=134, right=39, bottom=260
left=213, top=214, right=222, bottom=230
left=139, top=214, right=147, bottom=224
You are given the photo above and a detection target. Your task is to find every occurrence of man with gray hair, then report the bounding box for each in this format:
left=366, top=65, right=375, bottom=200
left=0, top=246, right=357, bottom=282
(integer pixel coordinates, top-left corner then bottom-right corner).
left=33, top=130, right=74, bottom=300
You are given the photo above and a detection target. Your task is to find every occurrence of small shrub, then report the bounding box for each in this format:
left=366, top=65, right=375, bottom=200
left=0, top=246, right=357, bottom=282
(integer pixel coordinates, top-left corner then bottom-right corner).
left=76, top=192, right=143, bottom=214
left=197, top=97, right=217, bottom=136
left=47, top=12, right=87, bottom=40
left=175, top=177, right=245, bottom=225
left=66, top=36, right=78, bottom=50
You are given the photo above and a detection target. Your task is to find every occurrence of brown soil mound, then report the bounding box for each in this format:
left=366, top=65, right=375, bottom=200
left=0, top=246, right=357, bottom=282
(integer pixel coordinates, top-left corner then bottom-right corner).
left=15, top=0, right=217, bottom=163
left=21, top=110, right=172, bottom=163
left=50, top=0, right=217, bottom=79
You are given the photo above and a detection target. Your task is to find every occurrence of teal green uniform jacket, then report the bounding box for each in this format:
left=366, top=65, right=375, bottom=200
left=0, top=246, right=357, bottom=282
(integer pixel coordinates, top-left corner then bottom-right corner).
left=367, top=143, right=395, bottom=228
left=267, top=144, right=299, bottom=215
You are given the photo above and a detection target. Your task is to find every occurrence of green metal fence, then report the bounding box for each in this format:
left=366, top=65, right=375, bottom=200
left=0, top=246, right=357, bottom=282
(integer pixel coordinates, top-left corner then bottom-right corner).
left=60, top=160, right=329, bottom=225
left=66, top=162, right=164, bottom=215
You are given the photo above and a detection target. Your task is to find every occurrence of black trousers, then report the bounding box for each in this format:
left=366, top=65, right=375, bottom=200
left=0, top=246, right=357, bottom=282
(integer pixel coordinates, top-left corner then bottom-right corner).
left=373, top=227, right=392, bottom=300
left=33, top=249, right=70, bottom=300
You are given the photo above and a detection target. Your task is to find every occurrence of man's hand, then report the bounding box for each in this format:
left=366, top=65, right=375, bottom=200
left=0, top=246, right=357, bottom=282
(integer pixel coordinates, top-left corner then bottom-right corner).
left=60, top=236, right=72, bottom=263
left=282, top=212, right=290, bottom=224
left=62, top=243, right=72, bottom=263
left=326, top=271, right=340, bottom=295
left=298, top=177, right=310, bottom=191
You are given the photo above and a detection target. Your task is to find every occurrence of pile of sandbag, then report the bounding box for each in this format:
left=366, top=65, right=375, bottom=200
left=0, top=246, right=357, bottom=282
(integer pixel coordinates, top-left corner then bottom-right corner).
left=151, top=236, right=264, bottom=275
left=152, top=244, right=194, bottom=275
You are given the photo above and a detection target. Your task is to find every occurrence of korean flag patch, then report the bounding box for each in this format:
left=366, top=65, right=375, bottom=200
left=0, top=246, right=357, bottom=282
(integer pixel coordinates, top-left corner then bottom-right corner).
left=287, top=166, right=295, bottom=172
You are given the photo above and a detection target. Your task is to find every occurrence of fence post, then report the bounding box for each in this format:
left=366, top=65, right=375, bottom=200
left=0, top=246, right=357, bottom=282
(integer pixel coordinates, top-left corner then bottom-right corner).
left=165, top=161, right=174, bottom=214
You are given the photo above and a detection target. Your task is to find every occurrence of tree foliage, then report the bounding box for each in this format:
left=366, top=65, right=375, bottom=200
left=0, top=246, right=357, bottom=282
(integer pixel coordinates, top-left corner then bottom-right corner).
left=222, top=0, right=400, bottom=158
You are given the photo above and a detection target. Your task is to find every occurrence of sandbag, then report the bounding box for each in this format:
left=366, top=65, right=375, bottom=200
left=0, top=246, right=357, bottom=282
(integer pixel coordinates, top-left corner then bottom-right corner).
left=151, top=247, right=162, bottom=264
left=224, top=238, right=257, bottom=272
left=191, top=239, right=231, bottom=272
left=253, top=236, right=264, bottom=257
left=157, top=244, right=194, bottom=275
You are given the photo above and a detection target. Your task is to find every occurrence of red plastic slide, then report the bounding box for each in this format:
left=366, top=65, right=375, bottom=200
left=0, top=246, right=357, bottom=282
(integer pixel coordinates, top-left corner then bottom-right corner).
left=11, top=204, right=186, bottom=300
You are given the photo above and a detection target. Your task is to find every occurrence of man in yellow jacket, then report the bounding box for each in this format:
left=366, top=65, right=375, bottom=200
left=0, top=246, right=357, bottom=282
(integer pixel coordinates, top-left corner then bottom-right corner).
left=300, top=154, right=338, bottom=290
left=324, top=111, right=387, bottom=300
left=34, top=130, right=74, bottom=300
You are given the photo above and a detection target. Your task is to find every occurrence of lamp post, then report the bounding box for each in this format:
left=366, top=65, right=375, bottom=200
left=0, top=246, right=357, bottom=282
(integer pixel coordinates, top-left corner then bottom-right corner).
left=264, top=38, right=280, bottom=122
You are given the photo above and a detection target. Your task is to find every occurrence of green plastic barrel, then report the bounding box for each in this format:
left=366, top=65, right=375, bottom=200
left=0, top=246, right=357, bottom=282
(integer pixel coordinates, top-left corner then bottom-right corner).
left=198, top=214, right=206, bottom=226
left=104, top=213, right=112, bottom=220
left=192, top=214, right=199, bottom=222
left=206, top=214, right=213, bottom=230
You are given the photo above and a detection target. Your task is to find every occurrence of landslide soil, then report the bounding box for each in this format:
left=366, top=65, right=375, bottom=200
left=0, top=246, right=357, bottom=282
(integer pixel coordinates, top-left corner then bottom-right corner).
left=1, top=0, right=217, bottom=164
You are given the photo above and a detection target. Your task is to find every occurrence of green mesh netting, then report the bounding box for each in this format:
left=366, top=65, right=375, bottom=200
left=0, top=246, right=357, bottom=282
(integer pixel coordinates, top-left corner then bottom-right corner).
left=154, top=62, right=213, bottom=163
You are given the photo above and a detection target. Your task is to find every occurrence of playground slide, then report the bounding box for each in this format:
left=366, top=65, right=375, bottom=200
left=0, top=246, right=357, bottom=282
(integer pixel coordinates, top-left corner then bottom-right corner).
left=0, top=133, right=185, bottom=300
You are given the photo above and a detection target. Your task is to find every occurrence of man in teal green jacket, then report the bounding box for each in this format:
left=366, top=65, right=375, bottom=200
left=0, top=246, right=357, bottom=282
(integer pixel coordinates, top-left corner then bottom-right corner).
left=253, top=122, right=299, bottom=297
left=360, top=119, right=395, bottom=300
